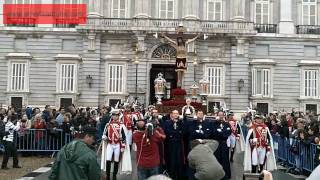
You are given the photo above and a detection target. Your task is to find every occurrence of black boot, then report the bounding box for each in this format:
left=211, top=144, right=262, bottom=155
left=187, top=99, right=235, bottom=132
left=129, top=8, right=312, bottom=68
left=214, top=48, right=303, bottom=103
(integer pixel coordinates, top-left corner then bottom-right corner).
left=106, top=161, right=111, bottom=180
left=113, top=162, right=119, bottom=180
left=251, top=165, right=257, bottom=173
left=230, top=149, right=235, bottom=162
left=258, top=164, right=264, bottom=173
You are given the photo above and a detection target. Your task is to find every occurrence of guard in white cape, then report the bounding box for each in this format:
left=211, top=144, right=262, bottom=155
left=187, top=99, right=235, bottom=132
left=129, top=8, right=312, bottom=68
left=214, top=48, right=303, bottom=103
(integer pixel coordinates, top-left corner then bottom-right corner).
left=244, top=114, right=277, bottom=173
left=226, top=112, right=245, bottom=162
left=101, top=108, right=132, bottom=180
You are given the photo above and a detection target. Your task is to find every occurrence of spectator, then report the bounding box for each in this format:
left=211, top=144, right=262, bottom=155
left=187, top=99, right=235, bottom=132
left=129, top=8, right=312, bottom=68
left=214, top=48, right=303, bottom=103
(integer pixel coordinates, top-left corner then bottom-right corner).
left=33, top=114, right=46, bottom=152
left=55, top=107, right=65, bottom=126
left=1, top=115, right=21, bottom=169
left=188, top=139, right=225, bottom=180
left=133, top=119, right=166, bottom=180
left=49, top=126, right=100, bottom=180
left=17, top=114, right=31, bottom=137
left=42, top=105, right=52, bottom=123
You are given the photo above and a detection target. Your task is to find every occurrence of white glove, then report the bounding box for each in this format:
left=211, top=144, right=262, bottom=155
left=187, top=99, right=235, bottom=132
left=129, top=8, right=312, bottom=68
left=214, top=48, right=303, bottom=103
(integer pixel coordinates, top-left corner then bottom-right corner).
left=102, top=135, right=107, bottom=140
left=217, top=128, right=222, bottom=132
left=252, top=138, right=258, bottom=143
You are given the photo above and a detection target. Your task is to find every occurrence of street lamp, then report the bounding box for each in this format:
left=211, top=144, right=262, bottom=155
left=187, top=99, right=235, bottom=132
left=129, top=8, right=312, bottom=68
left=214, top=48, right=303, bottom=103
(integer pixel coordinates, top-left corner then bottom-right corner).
left=190, top=82, right=199, bottom=102
left=199, top=76, right=209, bottom=106
left=134, top=55, right=139, bottom=101
left=238, top=79, right=244, bottom=92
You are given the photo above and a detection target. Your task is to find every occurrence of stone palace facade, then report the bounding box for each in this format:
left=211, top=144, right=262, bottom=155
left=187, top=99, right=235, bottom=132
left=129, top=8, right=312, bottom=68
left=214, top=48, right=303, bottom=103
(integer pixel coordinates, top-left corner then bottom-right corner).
left=1, top=0, right=320, bottom=114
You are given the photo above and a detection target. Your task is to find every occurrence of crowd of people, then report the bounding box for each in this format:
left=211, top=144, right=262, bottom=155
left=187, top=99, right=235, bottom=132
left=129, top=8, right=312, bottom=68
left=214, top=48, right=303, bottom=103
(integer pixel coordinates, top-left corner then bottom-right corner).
left=241, top=110, right=320, bottom=175
left=1, top=100, right=320, bottom=180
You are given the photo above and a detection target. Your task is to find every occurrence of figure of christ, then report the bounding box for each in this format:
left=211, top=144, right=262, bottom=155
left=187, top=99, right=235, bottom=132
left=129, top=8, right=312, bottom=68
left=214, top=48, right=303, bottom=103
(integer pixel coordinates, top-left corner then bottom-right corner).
left=161, top=33, right=200, bottom=88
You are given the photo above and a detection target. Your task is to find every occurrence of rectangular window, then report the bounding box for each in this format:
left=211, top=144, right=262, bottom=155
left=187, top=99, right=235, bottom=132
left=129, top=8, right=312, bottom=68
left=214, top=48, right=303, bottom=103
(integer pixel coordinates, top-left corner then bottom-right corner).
left=302, top=0, right=317, bottom=25
left=108, top=64, right=124, bottom=93
left=112, top=0, right=126, bottom=18
left=255, top=0, right=270, bottom=24
left=304, top=46, right=317, bottom=57
left=207, top=0, right=222, bottom=21
left=252, top=68, right=271, bottom=97
left=207, top=67, right=223, bottom=95
left=59, top=64, right=76, bottom=93
left=10, top=62, right=27, bottom=92
left=304, top=69, right=318, bottom=97
left=159, top=0, right=174, bottom=19
left=306, top=104, right=317, bottom=114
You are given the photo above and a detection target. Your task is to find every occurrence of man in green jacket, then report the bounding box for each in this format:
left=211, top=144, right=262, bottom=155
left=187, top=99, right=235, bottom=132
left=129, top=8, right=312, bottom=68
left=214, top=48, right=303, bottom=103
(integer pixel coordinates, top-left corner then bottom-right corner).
left=49, top=126, right=101, bottom=180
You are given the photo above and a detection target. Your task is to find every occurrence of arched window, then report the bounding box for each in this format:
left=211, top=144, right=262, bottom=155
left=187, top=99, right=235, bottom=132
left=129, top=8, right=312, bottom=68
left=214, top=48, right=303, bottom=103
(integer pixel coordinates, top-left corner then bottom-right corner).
left=151, top=44, right=177, bottom=59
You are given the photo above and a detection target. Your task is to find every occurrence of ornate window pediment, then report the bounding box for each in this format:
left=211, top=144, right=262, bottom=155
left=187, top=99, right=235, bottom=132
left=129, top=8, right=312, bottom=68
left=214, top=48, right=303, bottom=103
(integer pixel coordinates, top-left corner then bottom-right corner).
left=152, top=44, right=177, bottom=59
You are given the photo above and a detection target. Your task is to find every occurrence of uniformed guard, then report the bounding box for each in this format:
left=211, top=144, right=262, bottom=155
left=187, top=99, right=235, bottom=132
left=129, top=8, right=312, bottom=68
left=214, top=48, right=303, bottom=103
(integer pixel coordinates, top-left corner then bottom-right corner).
left=212, top=111, right=232, bottom=180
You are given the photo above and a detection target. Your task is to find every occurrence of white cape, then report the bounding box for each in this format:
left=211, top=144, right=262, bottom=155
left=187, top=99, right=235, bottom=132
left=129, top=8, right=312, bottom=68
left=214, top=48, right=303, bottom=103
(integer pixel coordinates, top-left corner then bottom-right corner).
left=100, top=124, right=132, bottom=174
left=243, top=128, right=277, bottom=172
left=235, top=122, right=245, bottom=153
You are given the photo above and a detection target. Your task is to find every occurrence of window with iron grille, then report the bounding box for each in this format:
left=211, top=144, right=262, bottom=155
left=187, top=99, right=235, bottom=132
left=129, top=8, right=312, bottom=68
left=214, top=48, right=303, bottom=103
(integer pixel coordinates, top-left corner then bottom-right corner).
left=59, top=64, right=76, bottom=93
left=252, top=68, right=271, bottom=97
left=108, top=64, right=125, bottom=94
left=9, top=62, right=28, bottom=92
left=255, top=0, right=270, bottom=24
left=207, top=0, right=222, bottom=21
left=303, top=69, right=318, bottom=97
left=302, top=0, right=317, bottom=25
left=112, top=0, right=127, bottom=18
left=159, top=0, right=175, bottom=19
left=207, top=67, right=223, bottom=95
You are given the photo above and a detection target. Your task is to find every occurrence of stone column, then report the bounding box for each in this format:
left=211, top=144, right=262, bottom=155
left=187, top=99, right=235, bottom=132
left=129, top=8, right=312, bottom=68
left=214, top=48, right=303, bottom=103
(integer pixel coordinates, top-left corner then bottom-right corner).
left=279, top=0, right=294, bottom=34
left=182, top=0, right=200, bottom=19
left=134, top=0, right=150, bottom=18
left=231, top=0, right=245, bottom=21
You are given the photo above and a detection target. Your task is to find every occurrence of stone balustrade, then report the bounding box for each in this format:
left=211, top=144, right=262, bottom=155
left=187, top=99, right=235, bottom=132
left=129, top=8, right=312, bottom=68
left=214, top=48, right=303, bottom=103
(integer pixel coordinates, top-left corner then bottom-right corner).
left=79, top=18, right=256, bottom=35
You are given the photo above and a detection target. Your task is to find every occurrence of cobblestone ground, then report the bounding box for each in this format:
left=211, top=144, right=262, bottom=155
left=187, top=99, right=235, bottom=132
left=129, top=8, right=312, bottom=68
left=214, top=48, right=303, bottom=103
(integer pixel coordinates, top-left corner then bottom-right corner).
left=0, top=155, right=52, bottom=180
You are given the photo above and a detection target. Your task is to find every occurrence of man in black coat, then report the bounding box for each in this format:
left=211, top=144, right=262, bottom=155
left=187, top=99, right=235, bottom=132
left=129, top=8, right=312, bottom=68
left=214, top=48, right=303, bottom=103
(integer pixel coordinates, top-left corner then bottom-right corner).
left=162, top=110, right=185, bottom=180
left=212, top=111, right=232, bottom=180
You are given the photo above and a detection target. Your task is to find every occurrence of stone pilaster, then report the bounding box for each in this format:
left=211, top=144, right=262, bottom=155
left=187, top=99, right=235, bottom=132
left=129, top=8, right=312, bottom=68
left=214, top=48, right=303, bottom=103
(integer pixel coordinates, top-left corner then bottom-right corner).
left=231, top=0, right=245, bottom=21
left=279, top=0, right=294, bottom=34
left=182, top=0, right=200, bottom=19
left=134, top=0, right=150, bottom=18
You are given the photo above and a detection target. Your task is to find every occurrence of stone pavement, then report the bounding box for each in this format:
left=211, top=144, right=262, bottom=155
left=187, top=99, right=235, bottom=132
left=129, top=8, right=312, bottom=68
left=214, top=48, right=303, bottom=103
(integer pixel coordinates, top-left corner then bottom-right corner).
left=0, top=155, right=52, bottom=180
left=31, top=152, right=303, bottom=180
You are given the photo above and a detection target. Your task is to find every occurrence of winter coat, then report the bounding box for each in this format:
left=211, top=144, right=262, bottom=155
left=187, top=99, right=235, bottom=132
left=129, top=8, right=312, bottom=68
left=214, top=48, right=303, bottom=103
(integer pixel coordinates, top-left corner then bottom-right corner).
left=49, top=140, right=100, bottom=180
left=188, top=140, right=225, bottom=180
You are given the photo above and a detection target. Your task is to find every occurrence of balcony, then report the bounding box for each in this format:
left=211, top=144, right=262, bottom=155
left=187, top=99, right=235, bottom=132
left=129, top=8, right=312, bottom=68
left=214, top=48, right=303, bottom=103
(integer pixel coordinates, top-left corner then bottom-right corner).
left=296, top=25, right=320, bottom=35
left=255, top=24, right=277, bottom=33
left=78, top=18, right=256, bottom=35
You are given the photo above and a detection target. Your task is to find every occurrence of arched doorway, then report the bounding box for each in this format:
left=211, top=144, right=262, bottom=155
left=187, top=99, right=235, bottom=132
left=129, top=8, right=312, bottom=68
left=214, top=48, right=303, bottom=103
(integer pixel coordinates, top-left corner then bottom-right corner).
left=149, top=44, right=177, bottom=104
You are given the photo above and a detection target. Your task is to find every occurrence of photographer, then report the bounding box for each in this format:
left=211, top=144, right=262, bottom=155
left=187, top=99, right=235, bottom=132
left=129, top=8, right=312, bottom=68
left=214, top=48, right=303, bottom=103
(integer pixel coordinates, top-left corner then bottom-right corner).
left=1, top=115, right=21, bottom=169
left=133, top=119, right=166, bottom=180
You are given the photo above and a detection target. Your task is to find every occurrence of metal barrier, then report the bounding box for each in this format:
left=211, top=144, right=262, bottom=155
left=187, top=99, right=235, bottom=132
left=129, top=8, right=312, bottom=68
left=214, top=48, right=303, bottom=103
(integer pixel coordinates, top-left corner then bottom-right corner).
left=272, top=134, right=319, bottom=173
left=1, top=129, right=73, bottom=152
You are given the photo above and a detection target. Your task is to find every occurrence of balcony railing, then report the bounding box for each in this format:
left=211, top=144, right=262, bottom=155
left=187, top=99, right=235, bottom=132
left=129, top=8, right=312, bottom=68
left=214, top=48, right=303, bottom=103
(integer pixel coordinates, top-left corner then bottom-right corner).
left=5, top=18, right=36, bottom=27
left=79, top=18, right=256, bottom=35
left=255, top=24, right=277, bottom=33
left=296, top=25, right=320, bottom=34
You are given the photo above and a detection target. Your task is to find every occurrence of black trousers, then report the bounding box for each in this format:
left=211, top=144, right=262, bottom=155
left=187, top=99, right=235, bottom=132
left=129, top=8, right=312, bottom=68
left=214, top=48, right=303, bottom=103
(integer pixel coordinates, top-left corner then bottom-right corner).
left=2, top=141, right=19, bottom=167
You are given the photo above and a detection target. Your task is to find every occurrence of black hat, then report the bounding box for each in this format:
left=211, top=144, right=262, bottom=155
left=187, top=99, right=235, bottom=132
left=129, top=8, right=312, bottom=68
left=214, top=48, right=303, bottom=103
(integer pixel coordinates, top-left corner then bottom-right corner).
left=81, top=126, right=97, bottom=136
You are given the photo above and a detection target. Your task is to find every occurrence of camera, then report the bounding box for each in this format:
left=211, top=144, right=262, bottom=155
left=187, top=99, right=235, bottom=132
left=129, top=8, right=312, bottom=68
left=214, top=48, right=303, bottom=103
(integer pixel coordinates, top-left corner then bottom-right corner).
left=146, top=123, right=154, bottom=138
